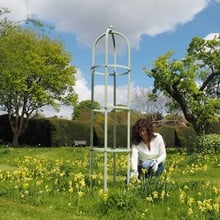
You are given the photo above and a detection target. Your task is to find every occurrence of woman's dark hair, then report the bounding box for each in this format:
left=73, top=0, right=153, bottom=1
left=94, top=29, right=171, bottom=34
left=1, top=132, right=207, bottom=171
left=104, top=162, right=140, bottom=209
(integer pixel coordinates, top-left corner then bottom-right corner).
left=132, top=118, right=156, bottom=145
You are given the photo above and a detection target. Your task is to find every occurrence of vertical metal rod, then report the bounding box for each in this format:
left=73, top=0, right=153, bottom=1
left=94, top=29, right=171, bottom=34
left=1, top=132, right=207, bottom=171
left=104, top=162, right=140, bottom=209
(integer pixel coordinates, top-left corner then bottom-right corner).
left=89, top=40, right=96, bottom=187
left=112, top=33, right=117, bottom=184
left=127, top=39, right=131, bottom=184
left=103, top=27, right=111, bottom=192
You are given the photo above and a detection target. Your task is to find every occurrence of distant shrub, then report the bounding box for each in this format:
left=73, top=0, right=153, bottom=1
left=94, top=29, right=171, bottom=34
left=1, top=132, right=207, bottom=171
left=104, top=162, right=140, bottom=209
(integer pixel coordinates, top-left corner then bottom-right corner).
left=0, top=114, right=12, bottom=144
left=175, top=126, right=196, bottom=149
left=22, top=118, right=91, bottom=147
left=189, top=134, right=220, bottom=154
left=93, top=124, right=104, bottom=146
left=21, top=118, right=52, bottom=146
left=155, top=126, right=175, bottom=148
left=50, top=119, right=90, bottom=147
left=107, top=123, right=129, bottom=148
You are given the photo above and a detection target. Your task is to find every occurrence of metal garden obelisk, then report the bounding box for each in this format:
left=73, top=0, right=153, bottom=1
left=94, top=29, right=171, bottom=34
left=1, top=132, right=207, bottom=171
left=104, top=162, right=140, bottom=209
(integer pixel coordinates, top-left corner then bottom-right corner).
left=90, top=26, right=131, bottom=191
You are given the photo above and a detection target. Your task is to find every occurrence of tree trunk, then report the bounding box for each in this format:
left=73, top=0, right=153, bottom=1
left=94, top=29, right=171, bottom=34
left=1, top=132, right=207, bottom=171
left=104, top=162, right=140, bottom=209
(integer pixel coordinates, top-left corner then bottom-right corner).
left=11, top=131, right=20, bottom=147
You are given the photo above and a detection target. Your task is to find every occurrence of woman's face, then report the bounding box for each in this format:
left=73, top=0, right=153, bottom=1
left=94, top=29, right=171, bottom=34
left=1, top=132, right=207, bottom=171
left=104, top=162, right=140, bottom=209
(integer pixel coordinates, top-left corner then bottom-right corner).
left=139, top=128, right=147, bottom=139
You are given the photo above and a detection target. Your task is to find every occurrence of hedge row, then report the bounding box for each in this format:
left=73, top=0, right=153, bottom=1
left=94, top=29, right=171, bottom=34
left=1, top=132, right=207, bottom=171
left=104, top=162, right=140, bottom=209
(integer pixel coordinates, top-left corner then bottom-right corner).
left=0, top=114, right=219, bottom=148
left=22, top=118, right=91, bottom=147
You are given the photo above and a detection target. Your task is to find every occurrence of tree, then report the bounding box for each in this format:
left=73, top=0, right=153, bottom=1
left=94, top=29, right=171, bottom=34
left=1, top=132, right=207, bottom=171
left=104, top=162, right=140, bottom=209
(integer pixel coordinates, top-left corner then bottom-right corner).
left=73, top=100, right=100, bottom=120
left=0, top=22, right=77, bottom=146
left=131, top=87, right=171, bottom=117
left=145, top=35, right=220, bottom=134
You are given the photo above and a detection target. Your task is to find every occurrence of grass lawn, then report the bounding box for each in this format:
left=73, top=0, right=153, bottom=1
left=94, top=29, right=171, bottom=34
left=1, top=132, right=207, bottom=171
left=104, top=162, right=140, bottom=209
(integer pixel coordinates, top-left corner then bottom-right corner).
left=0, top=146, right=219, bottom=220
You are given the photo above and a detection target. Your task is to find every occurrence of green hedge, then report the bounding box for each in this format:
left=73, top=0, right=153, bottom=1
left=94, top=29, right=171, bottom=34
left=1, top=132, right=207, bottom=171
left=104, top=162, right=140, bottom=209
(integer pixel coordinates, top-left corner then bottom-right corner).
left=94, top=123, right=130, bottom=148
left=22, top=118, right=91, bottom=147
left=93, top=124, right=104, bottom=146
left=22, top=118, right=197, bottom=149
left=156, top=126, right=176, bottom=148
left=0, top=114, right=12, bottom=144
left=21, top=118, right=52, bottom=146
left=175, top=126, right=197, bottom=148
left=2, top=115, right=218, bottom=148
left=109, top=124, right=130, bottom=148
left=49, top=119, right=90, bottom=147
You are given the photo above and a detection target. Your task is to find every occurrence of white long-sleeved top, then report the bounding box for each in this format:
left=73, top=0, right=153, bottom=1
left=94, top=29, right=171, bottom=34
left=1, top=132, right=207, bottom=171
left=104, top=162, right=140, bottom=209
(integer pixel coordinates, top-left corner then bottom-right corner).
left=131, top=133, right=166, bottom=171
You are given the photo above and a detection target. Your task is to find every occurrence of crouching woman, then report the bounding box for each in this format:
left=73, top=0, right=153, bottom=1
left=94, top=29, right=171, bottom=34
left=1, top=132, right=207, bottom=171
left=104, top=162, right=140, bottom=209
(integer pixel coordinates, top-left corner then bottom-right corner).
left=130, top=118, right=166, bottom=178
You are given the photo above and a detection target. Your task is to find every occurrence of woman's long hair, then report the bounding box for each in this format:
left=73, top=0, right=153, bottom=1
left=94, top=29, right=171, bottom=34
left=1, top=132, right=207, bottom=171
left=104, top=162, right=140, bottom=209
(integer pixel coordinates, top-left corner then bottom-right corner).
left=132, top=118, right=156, bottom=145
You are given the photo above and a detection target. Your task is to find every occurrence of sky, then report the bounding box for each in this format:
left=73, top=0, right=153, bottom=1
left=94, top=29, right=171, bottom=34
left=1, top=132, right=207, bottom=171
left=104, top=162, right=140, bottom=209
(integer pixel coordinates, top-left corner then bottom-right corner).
left=0, top=0, right=220, bottom=118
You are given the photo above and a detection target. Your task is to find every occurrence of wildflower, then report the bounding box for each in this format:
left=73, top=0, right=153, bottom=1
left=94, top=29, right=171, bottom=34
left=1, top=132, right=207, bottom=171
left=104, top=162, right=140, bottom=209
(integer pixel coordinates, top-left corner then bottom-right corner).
left=168, top=166, right=174, bottom=173
left=187, top=197, right=195, bottom=206
left=77, top=190, right=84, bottom=197
left=183, top=185, right=189, bottom=190
left=141, top=168, right=147, bottom=175
left=79, top=179, right=86, bottom=188
left=99, top=189, right=108, bottom=203
left=92, top=174, right=97, bottom=180
left=179, top=190, right=185, bottom=204
left=23, top=182, right=29, bottom=189
left=204, top=199, right=213, bottom=211
left=212, top=186, right=220, bottom=195
left=36, top=180, right=43, bottom=186
left=152, top=191, right=159, bottom=199
left=141, top=213, right=145, bottom=219
left=59, top=172, right=65, bottom=177
left=68, top=187, right=73, bottom=193
left=160, top=190, right=166, bottom=199
left=188, top=207, right=193, bottom=216
left=213, top=203, right=219, bottom=213
left=146, top=196, right=153, bottom=202
left=166, top=192, right=170, bottom=197
left=54, top=179, right=58, bottom=184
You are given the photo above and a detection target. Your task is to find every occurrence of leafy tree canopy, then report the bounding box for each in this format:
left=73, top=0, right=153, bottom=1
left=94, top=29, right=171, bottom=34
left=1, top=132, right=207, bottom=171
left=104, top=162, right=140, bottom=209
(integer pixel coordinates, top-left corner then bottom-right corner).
left=145, top=35, right=220, bottom=134
left=0, top=20, right=77, bottom=146
left=73, top=100, right=100, bottom=119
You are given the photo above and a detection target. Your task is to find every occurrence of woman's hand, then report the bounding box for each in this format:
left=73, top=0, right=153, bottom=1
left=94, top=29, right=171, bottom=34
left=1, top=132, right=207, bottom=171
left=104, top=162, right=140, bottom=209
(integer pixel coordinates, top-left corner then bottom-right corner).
left=151, top=160, right=159, bottom=173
